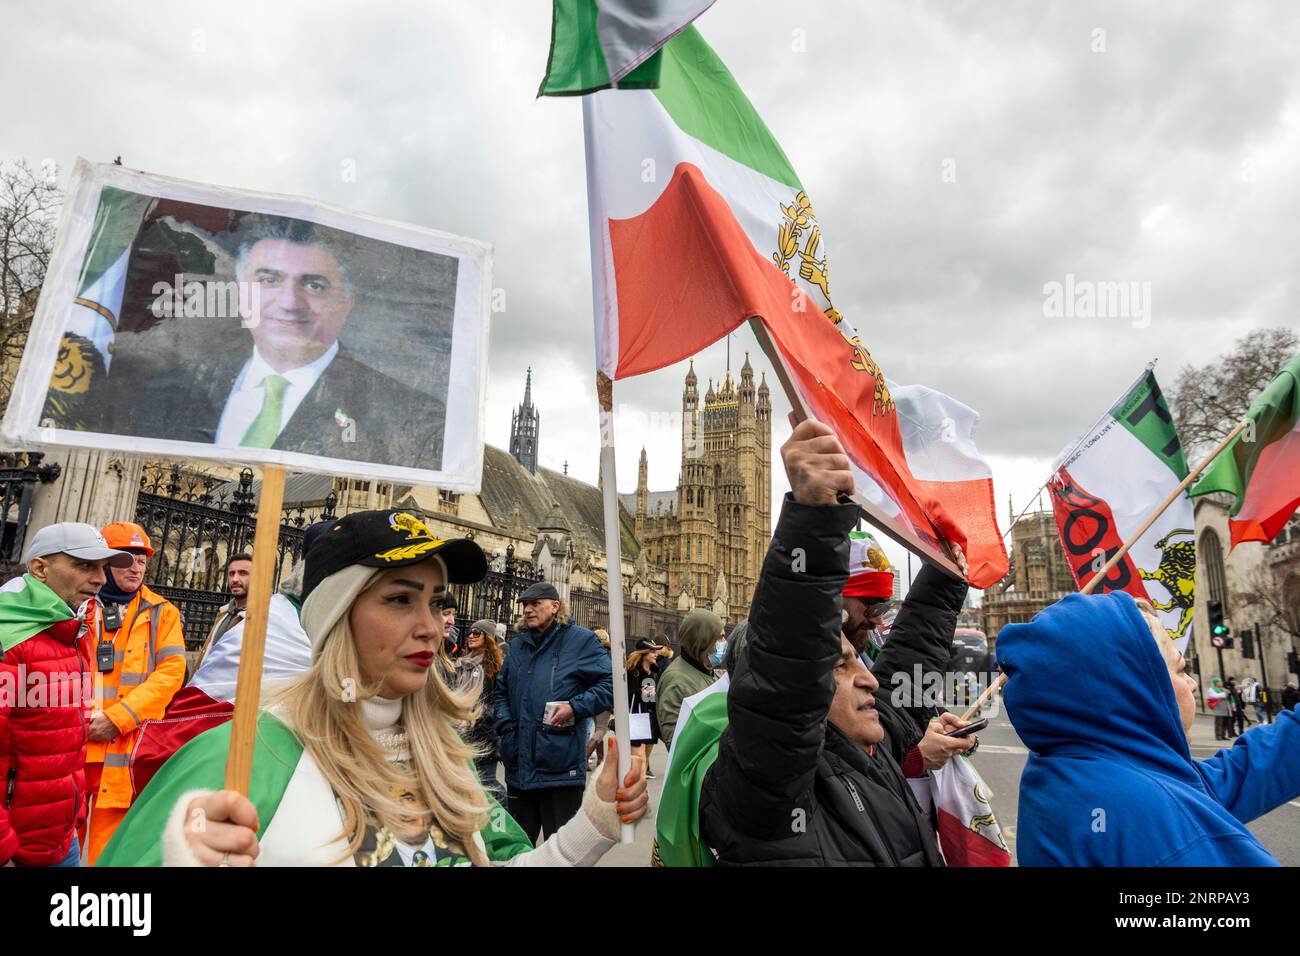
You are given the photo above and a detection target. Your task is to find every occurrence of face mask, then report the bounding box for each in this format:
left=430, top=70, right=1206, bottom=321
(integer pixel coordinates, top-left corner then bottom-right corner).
left=709, top=641, right=727, bottom=667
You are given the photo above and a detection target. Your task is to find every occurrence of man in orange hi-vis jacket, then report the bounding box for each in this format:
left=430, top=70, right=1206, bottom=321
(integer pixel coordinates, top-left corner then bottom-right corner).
left=79, top=521, right=186, bottom=864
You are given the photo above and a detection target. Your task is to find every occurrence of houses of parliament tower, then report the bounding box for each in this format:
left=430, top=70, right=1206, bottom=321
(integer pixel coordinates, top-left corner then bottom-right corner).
left=622, top=354, right=772, bottom=621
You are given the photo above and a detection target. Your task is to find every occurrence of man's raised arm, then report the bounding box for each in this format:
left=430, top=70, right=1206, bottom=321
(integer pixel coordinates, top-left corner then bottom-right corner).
left=705, top=419, right=856, bottom=841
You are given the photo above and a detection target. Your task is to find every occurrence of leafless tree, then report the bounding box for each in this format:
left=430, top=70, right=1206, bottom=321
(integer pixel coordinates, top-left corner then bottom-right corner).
left=1169, top=327, right=1299, bottom=459
left=0, top=159, right=63, bottom=412
left=1237, top=559, right=1300, bottom=647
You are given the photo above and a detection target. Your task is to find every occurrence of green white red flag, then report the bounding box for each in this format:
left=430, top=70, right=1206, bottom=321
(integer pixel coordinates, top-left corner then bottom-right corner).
left=1048, top=367, right=1196, bottom=651
left=1190, top=351, right=1300, bottom=547
left=0, top=575, right=74, bottom=653
left=582, top=26, right=1007, bottom=587
left=540, top=0, right=715, bottom=95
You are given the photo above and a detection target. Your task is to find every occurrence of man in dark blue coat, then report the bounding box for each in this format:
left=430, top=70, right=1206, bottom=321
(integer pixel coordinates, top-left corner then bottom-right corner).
left=494, top=582, right=614, bottom=844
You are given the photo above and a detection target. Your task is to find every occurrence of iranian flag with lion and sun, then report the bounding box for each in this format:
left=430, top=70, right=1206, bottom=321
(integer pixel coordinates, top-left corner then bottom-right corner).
left=1048, top=368, right=1195, bottom=650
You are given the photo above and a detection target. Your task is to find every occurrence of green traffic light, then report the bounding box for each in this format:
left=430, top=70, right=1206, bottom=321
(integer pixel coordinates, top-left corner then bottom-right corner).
left=1212, top=624, right=1229, bottom=636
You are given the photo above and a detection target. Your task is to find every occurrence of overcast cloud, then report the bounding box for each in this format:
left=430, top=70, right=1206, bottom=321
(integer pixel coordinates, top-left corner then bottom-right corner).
left=4, top=0, right=1297, bottom=591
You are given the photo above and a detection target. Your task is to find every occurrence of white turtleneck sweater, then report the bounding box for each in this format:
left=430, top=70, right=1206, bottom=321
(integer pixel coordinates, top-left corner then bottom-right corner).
left=161, top=697, right=622, bottom=867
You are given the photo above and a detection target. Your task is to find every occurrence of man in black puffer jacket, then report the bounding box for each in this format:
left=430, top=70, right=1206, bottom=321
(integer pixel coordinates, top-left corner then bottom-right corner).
left=699, top=419, right=973, bottom=866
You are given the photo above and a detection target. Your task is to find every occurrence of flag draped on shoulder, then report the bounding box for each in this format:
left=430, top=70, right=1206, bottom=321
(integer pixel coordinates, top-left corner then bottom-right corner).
left=0, top=575, right=74, bottom=653
left=128, top=593, right=311, bottom=797
left=540, top=0, right=715, bottom=96
left=1048, top=367, right=1195, bottom=651
left=653, top=674, right=727, bottom=866
left=582, top=26, right=1007, bottom=587
left=1190, top=351, right=1300, bottom=547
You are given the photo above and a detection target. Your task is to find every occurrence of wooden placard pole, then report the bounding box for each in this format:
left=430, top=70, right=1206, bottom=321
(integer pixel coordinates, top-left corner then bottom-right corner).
left=223, top=464, right=286, bottom=794
left=959, top=419, right=1250, bottom=722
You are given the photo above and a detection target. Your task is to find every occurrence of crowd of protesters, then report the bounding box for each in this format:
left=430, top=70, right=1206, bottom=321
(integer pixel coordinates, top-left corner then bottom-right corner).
left=1, top=418, right=1297, bottom=868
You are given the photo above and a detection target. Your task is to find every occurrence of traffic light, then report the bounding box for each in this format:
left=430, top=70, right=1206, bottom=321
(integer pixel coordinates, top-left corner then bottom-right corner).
left=1208, top=599, right=1228, bottom=638
left=1240, top=629, right=1254, bottom=659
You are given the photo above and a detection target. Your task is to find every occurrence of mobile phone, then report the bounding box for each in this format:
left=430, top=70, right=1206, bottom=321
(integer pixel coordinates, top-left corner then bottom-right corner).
left=945, top=717, right=988, bottom=738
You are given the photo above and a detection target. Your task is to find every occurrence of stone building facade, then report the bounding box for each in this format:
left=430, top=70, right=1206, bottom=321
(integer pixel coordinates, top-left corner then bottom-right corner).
left=979, top=509, right=1077, bottom=645
left=1190, top=498, right=1300, bottom=711
left=621, top=356, right=772, bottom=622
left=23, top=365, right=775, bottom=624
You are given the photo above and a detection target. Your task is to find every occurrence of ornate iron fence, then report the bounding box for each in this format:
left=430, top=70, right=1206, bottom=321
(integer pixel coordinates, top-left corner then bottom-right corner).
left=136, top=464, right=338, bottom=646
left=446, top=542, right=543, bottom=641
left=0, top=452, right=62, bottom=580
left=570, top=587, right=690, bottom=652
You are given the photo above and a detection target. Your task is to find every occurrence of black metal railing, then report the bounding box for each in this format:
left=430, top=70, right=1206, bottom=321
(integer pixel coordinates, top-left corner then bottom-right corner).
left=0, top=452, right=62, bottom=580
left=447, top=542, right=543, bottom=641
left=570, top=587, right=689, bottom=652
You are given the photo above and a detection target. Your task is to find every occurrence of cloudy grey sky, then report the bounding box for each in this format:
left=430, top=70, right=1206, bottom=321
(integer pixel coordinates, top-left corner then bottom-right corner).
left=5, top=0, right=1297, bottom=591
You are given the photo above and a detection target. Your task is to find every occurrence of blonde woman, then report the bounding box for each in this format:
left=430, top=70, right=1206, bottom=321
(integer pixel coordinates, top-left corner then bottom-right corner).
left=96, top=511, right=647, bottom=867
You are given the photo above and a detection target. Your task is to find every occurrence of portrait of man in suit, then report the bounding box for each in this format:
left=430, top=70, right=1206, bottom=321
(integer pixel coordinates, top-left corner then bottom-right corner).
left=69, top=214, right=449, bottom=472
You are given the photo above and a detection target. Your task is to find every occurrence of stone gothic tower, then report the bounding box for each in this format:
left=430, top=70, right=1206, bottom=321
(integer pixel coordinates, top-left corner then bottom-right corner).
left=634, top=447, right=649, bottom=538
left=631, top=359, right=773, bottom=621
left=682, top=359, right=699, bottom=459
left=510, top=368, right=540, bottom=475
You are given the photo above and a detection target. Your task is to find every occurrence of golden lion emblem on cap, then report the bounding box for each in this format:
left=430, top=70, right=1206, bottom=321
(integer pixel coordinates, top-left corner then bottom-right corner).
left=390, top=512, right=434, bottom=541
left=376, top=512, right=444, bottom=563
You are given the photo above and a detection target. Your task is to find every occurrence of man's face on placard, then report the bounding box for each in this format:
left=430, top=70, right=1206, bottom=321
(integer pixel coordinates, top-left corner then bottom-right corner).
left=244, top=238, right=354, bottom=371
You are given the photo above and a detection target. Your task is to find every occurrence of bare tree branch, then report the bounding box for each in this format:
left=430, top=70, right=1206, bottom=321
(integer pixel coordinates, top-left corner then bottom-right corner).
left=1169, top=327, right=1300, bottom=459
left=0, top=159, right=63, bottom=414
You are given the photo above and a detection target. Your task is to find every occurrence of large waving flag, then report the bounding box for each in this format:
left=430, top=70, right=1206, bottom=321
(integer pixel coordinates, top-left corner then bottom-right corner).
left=540, top=0, right=715, bottom=95
left=128, top=593, right=311, bottom=797
left=1190, top=351, right=1300, bottom=547
left=583, top=27, right=1006, bottom=587
left=1047, top=367, right=1195, bottom=651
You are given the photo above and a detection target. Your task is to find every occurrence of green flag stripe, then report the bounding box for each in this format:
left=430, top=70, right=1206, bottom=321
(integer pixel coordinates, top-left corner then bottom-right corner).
left=656, top=689, right=729, bottom=867
left=97, top=711, right=303, bottom=867
left=1190, top=353, right=1300, bottom=507
left=0, top=575, right=73, bottom=653
left=539, top=0, right=663, bottom=96
left=1112, top=370, right=1189, bottom=480
left=78, top=186, right=151, bottom=294
left=651, top=28, right=803, bottom=191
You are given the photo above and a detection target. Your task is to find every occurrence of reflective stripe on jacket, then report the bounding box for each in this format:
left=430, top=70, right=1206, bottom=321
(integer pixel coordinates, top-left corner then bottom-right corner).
left=83, top=585, right=186, bottom=809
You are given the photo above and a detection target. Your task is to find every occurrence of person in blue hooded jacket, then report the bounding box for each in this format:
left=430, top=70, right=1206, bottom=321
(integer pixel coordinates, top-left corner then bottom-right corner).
left=494, top=582, right=614, bottom=845
left=999, top=591, right=1300, bottom=866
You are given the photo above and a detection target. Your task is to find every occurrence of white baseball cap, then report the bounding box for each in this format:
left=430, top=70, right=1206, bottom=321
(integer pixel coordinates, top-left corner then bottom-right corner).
left=23, top=522, right=135, bottom=568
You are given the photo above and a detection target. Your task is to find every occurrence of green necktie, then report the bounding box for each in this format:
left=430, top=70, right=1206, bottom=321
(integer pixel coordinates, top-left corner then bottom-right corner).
left=239, top=374, right=290, bottom=448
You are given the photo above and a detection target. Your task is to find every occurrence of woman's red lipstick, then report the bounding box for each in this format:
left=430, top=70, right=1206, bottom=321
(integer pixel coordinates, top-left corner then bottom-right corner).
left=405, top=652, right=434, bottom=668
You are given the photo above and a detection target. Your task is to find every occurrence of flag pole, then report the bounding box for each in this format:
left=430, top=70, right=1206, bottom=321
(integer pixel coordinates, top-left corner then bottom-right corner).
left=597, top=372, right=635, bottom=844
left=961, top=417, right=1248, bottom=722
left=223, top=463, right=285, bottom=794
left=747, top=320, right=965, bottom=580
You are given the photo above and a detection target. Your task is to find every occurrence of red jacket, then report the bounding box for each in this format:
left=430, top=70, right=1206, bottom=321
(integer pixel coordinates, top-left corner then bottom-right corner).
left=0, top=617, right=89, bottom=866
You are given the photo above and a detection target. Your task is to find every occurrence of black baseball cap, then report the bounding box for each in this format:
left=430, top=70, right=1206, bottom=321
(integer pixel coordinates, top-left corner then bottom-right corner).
left=303, top=510, right=487, bottom=601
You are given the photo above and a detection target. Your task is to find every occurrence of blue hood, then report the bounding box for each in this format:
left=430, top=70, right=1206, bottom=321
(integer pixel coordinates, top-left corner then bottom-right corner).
left=1001, top=591, right=1192, bottom=777
left=999, top=591, right=1289, bottom=867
